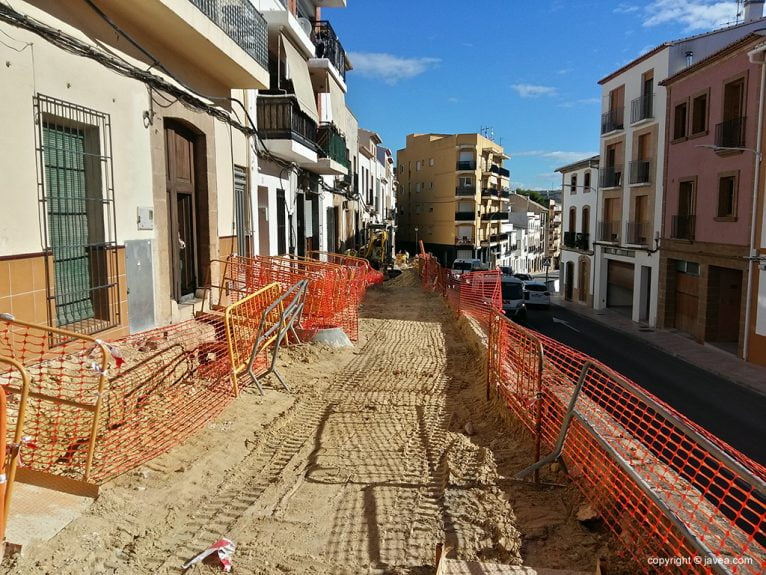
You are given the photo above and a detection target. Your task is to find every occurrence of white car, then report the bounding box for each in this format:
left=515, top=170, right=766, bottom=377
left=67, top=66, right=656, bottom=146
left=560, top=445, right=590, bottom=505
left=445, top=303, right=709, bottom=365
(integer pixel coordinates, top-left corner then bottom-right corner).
left=523, top=281, right=551, bottom=308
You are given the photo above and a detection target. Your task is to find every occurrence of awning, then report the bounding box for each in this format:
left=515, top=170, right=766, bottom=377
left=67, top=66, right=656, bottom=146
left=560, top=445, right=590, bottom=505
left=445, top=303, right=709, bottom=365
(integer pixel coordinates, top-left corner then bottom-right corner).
left=282, top=34, right=318, bottom=123
left=327, top=75, right=347, bottom=136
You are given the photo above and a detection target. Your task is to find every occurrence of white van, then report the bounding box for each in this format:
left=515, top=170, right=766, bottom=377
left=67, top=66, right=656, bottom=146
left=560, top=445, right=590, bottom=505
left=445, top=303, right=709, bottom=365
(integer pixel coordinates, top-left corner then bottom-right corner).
left=451, top=258, right=484, bottom=279
left=501, top=275, right=527, bottom=322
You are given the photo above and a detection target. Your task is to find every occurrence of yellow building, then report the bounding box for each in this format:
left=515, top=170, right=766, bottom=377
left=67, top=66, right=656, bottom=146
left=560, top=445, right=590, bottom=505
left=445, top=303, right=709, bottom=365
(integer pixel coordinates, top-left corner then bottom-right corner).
left=396, top=133, right=512, bottom=266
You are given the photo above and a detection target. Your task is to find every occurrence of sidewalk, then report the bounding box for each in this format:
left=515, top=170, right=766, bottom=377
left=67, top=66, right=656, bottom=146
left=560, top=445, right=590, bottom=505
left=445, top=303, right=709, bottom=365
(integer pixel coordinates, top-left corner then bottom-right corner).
left=552, top=295, right=766, bottom=398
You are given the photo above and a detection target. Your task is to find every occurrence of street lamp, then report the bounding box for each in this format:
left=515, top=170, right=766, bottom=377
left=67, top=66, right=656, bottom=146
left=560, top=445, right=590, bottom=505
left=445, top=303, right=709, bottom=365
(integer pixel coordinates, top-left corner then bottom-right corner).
left=695, top=143, right=762, bottom=361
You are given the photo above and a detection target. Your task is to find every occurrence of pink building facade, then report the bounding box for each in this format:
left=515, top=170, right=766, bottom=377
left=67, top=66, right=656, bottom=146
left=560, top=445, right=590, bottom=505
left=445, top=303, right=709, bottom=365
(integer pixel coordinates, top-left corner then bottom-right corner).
left=659, top=34, right=764, bottom=357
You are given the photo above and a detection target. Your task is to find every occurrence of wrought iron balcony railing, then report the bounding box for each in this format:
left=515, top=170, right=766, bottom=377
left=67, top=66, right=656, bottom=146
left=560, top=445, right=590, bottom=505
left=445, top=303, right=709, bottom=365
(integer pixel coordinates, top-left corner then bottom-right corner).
left=311, top=20, right=347, bottom=80
left=671, top=215, right=695, bottom=240
left=630, top=93, right=654, bottom=123
left=456, top=160, right=477, bottom=170
left=481, top=211, right=509, bottom=221
left=629, top=160, right=651, bottom=185
left=316, top=122, right=349, bottom=168
left=598, top=220, right=621, bottom=242
left=715, top=116, right=746, bottom=148
left=256, top=96, right=317, bottom=150
left=600, top=165, right=623, bottom=188
left=490, top=165, right=510, bottom=177
left=482, top=188, right=500, bottom=198
left=626, top=221, right=649, bottom=245
left=575, top=232, right=590, bottom=251
left=456, top=186, right=477, bottom=196
left=190, top=0, right=268, bottom=69
left=455, top=235, right=475, bottom=246
left=601, top=107, right=624, bottom=134
left=563, top=231, right=576, bottom=248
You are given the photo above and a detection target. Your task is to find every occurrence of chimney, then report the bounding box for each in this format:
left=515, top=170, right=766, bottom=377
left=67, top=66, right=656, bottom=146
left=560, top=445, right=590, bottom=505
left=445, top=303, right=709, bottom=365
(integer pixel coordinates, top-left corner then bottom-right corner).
left=744, top=0, right=765, bottom=21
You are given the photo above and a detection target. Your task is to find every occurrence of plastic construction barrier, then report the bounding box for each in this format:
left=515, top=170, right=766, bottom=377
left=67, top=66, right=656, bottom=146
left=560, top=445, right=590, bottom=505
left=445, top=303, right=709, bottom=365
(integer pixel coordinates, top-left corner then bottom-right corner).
left=308, top=251, right=384, bottom=286
left=0, top=280, right=291, bottom=484
left=207, top=255, right=367, bottom=342
left=487, top=310, right=766, bottom=574
left=0, top=357, right=29, bottom=547
left=457, top=271, right=502, bottom=332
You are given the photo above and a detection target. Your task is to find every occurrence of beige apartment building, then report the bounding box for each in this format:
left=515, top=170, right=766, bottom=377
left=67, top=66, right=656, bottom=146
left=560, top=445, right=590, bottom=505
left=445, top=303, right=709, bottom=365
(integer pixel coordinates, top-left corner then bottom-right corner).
left=396, top=133, right=511, bottom=266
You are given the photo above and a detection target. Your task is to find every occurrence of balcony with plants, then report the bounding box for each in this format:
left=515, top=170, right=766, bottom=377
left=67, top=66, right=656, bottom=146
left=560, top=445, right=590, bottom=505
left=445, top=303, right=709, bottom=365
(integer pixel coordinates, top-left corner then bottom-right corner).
left=310, top=20, right=348, bottom=82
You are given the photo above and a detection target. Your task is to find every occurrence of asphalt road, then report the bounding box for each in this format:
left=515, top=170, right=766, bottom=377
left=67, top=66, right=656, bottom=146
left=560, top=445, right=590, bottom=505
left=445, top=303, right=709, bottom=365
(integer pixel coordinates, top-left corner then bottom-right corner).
left=523, top=304, right=766, bottom=465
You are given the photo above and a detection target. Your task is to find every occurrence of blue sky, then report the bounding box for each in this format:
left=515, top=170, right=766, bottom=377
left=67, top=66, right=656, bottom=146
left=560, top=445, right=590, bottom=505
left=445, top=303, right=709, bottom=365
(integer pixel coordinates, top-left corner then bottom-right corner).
left=329, top=0, right=748, bottom=190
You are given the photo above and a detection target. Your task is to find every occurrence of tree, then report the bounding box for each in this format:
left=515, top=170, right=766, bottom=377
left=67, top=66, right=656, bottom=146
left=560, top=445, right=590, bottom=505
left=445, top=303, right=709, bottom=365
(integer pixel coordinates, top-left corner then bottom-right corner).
left=514, top=188, right=547, bottom=205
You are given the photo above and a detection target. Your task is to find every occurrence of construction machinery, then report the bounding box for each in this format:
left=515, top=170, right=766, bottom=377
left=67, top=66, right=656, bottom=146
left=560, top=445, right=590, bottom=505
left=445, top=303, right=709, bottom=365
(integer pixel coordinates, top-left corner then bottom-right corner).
left=358, top=226, right=401, bottom=279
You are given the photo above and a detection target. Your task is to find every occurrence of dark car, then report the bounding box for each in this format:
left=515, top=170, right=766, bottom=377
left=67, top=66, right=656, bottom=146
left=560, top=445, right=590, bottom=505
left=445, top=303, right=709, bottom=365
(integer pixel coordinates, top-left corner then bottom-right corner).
left=514, top=273, right=533, bottom=282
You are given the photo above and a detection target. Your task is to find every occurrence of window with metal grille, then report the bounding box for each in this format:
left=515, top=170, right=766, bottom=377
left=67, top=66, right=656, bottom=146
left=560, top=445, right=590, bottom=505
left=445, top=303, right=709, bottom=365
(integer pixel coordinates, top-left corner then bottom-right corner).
left=35, top=95, right=119, bottom=336
left=233, top=165, right=252, bottom=256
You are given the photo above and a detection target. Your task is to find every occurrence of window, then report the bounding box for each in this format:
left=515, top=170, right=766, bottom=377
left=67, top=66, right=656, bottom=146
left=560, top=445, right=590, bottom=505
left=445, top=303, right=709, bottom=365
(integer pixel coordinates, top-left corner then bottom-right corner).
left=416, top=160, right=422, bottom=171
left=720, top=78, right=746, bottom=147
left=691, top=93, right=707, bottom=135
left=717, top=174, right=737, bottom=218
left=584, top=170, right=591, bottom=191
left=429, top=158, right=435, bottom=166
left=415, top=182, right=422, bottom=193
left=459, top=176, right=473, bottom=187
left=673, top=101, right=688, bottom=140
left=570, top=174, right=577, bottom=193
left=415, top=204, right=422, bottom=214
left=36, top=95, right=118, bottom=335
left=676, top=260, right=700, bottom=275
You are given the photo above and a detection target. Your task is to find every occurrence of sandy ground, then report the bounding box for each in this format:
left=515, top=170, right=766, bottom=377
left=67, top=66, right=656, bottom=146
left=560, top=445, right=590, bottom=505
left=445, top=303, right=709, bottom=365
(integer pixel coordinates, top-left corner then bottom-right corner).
left=4, top=270, right=621, bottom=574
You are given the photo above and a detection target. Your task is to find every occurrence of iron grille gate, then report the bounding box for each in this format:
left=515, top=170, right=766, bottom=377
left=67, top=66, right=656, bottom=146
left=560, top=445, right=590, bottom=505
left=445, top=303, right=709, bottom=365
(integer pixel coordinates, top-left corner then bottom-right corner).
left=34, top=95, right=120, bottom=336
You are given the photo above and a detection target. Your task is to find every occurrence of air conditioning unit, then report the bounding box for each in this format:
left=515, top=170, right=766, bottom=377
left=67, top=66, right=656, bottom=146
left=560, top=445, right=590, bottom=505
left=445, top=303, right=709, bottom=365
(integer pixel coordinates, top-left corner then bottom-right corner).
left=298, top=17, right=312, bottom=37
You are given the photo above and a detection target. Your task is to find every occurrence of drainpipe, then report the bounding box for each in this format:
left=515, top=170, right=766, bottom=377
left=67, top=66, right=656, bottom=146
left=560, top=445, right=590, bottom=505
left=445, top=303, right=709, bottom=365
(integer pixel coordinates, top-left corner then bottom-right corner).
left=743, top=43, right=766, bottom=361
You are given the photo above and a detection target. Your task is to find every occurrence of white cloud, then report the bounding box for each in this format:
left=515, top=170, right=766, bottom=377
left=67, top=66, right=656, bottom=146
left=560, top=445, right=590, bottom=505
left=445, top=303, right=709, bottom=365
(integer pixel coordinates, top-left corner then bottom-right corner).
left=614, top=3, right=640, bottom=14
left=577, top=97, right=601, bottom=105
left=642, top=0, right=739, bottom=31
left=511, top=84, right=558, bottom=98
left=347, top=52, right=440, bottom=85
left=513, top=150, right=598, bottom=164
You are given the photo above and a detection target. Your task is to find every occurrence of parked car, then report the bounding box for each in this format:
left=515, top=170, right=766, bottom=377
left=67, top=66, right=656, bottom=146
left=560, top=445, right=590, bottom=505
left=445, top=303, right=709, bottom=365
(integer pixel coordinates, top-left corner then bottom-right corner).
left=498, top=266, right=513, bottom=276
left=523, top=281, right=551, bottom=308
left=501, top=275, right=527, bottom=322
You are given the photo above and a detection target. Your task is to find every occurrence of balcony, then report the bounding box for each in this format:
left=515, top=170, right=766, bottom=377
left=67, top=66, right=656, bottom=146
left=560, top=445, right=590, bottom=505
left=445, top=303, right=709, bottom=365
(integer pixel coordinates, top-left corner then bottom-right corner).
left=456, top=186, right=477, bottom=197
left=601, top=107, right=624, bottom=134
left=598, top=220, right=621, bottom=242
left=313, top=122, right=349, bottom=175
left=310, top=20, right=348, bottom=82
left=456, top=161, right=477, bottom=171
left=715, top=116, right=746, bottom=148
left=455, top=211, right=476, bottom=221
left=500, top=189, right=511, bottom=198
left=630, top=94, right=654, bottom=124
left=626, top=221, right=649, bottom=245
left=600, top=165, right=623, bottom=188
left=104, top=0, right=270, bottom=88
left=629, top=160, right=651, bottom=185
left=671, top=215, right=696, bottom=241
left=455, top=235, right=475, bottom=246
left=482, top=188, right=500, bottom=198
left=563, top=231, right=576, bottom=248
left=575, top=232, right=590, bottom=251
left=490, top=232, right=509, bottom=243
left=490, top=165, right=510, bottom=178
left=256, top=96, right=318, bottom=163
left=481, top=211, right=509, bottom=221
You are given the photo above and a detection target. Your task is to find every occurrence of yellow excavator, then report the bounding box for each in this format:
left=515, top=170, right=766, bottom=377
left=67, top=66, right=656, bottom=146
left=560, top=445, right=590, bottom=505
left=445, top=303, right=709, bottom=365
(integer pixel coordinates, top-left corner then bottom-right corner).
left=356, top=228, right=401, bottom=278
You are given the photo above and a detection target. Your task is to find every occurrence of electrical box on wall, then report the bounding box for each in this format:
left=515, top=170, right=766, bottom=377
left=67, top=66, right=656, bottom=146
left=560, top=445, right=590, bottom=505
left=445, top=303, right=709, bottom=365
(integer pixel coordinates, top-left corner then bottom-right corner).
left=137, top=206, right=154, bottom=230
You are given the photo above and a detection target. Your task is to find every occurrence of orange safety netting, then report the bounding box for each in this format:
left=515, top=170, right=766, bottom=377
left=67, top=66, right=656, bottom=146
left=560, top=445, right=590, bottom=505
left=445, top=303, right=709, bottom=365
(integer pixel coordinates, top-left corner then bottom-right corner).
left=417, top=258, right=766, bottom=573
left=308, top=251, right=384, bottom=286
left=208, top=254, right=367, bottom=341
left=0, top=281, right=288, bottom=484
left=488, top=311, right=766, bottom=574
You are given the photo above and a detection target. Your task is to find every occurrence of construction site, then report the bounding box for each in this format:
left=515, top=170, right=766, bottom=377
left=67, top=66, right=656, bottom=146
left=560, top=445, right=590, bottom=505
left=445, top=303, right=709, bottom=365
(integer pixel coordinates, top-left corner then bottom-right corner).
left=0, top=254, right=764, bottom=575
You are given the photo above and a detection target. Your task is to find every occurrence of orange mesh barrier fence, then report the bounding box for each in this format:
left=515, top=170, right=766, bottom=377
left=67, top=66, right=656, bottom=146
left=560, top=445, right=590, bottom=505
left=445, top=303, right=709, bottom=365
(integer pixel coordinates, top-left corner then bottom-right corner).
left=0, top=316, right=109, bottom=483
left=224, top=283, right=285, bottom=396
left=0, top=357, right=29, bottom=542
left=487, top=309, right=766, bottom=574
left=208, top=255, right=365, bottom=341
left=308, top=251, right=384, bottom=286
left=457, top=271, right=502, bottom=332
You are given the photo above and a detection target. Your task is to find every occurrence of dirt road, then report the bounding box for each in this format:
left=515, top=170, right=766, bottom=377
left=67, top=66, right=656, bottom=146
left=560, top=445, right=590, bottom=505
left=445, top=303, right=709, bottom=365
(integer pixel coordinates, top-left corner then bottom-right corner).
left=5, top=270, right=614, bottom=574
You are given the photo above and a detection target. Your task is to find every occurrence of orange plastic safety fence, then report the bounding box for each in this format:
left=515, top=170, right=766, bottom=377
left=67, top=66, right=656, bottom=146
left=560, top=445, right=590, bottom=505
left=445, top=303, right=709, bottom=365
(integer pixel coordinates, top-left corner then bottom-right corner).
left=0, top=356, right=30, bottom=540
left=486, top=309, right=766, bottom=574
left=224, top=283, right=284, bottom=395
left=308, top=251, right=384, bottom=286
left=0, top=317, right=109, bottom=483
left=211, top=255, right=365, bottom=341
left=458, top=271, right=502, bottom=332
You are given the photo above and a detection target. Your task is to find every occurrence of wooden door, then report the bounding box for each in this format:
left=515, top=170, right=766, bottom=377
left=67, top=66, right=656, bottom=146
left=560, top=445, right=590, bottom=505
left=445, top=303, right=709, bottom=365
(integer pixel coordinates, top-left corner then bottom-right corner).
left=165, top=126, right=198, bottom=300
